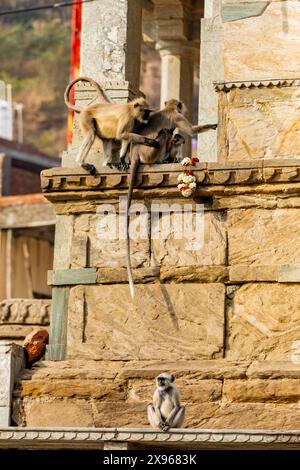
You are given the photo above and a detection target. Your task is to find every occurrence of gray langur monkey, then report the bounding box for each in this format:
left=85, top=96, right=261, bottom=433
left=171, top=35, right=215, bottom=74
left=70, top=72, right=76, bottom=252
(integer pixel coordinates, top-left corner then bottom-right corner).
left=64, top=76, right=159, bottom=175
left=147, top=373, right=185, bottom=431
left=126, top=98, right=217, bottom=299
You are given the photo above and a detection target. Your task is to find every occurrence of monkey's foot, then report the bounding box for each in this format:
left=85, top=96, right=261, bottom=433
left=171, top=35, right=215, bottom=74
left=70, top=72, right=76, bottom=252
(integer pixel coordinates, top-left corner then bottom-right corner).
left=81, top=163, right=97, bottom=176
left=159, top=421, right=165, bottom=431
left=117, top=161, right=130, bottom=171
left=162, top=423, right=170, bottom=432
left=144, top=138, right=160, bottom=149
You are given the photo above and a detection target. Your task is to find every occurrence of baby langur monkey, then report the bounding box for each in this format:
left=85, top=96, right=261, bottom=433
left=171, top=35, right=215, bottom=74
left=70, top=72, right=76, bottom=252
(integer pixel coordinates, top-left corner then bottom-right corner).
left=64, top=76, right=159, bottom=175
left=164, top=132, right=185, bottom=163
left=147, top=373, right=185, bottom=431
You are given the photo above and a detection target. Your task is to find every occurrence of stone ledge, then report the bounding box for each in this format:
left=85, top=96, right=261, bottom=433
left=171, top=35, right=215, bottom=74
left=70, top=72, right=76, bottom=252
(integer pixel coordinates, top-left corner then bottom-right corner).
left=41, top=159, right=300, bottom=198
left=47, top=266, right=300, bottom=286
left=47, top=267, right=229, bottom=285
left=1, top=427, right=300, bottom=449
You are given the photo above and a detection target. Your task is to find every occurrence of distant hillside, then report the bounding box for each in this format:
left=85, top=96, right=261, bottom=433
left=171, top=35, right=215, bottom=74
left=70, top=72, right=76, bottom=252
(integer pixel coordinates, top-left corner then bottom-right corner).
left=0, top=0, right=71, bottom=156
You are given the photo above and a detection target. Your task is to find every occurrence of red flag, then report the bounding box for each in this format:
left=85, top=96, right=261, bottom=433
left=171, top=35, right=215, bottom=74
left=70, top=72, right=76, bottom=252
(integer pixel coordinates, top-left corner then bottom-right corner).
left=67, top=1, right=82, bottom=146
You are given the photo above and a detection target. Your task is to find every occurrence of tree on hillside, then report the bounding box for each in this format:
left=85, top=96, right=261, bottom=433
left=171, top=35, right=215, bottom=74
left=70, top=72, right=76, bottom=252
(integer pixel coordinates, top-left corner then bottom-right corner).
left=0, top=0, right=71, bottom=155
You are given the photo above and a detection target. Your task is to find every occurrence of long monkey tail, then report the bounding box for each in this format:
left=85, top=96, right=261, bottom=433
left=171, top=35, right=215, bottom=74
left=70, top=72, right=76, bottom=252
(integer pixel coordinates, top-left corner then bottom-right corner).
left=64, top=76, right=112, bottom=113
left=126, top=151, right=140, bottom=300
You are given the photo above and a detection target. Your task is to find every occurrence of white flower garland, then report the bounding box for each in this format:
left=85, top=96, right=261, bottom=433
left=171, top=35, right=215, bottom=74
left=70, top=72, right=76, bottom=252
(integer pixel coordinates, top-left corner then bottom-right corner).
left=177, top=157, right=199, bottom=197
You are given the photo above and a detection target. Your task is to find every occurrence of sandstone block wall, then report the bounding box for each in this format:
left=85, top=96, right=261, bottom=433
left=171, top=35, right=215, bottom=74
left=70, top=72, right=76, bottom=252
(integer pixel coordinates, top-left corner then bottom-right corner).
left=11, top=161, right=300, bottom=429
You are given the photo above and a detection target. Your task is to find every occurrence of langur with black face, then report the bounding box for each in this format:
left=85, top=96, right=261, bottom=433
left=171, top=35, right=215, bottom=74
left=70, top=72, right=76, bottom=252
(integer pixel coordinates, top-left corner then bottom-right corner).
left=147, top=373, right=185, bottom=431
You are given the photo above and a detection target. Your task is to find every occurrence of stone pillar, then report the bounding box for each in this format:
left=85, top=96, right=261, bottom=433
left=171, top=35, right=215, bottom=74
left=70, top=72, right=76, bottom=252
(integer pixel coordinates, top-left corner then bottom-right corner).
left=80, top=0, right=142, bottom=89
left=0, top=342, right=25, bottom=426
left=197, top=0, right=224, bottom=162
left=62, top=0, right=143, bottom=167
left=157, top=41, right=197, bottom=155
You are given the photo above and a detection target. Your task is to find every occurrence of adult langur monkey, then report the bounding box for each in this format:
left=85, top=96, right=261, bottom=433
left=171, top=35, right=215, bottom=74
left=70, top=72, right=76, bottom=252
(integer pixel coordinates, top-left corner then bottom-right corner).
left=147, top=373, right=185, bottom=431
left=64, top=76, right=159, bottom=175
left=126, top=98, right=217, bottom=299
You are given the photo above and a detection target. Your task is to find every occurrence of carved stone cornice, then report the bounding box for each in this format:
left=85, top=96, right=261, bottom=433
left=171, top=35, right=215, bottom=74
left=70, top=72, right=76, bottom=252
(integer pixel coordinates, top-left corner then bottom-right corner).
left=0, top=299, right=51, bottom=325
left=41, top=160, right=300, bottom=202
left=1, top=427, right=300, bottom=449
left=214, top=78, right=300, bottom=92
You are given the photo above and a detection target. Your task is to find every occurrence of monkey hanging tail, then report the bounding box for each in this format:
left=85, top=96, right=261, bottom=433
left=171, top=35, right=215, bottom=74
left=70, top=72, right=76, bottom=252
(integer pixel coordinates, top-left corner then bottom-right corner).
left=64, top=76, right=111, bottom=113
left=126, top=153, right=140, bottom=300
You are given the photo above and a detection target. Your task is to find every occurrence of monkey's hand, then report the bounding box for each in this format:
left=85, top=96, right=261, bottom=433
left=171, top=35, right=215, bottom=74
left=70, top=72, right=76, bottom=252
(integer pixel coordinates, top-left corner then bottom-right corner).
left=144, top=138, right=160, bottom=149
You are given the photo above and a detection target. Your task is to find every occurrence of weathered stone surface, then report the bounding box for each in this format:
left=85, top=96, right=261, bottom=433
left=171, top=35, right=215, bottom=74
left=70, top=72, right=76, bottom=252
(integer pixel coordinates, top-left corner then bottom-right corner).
left=223, top=379, right=300, bottom=402
left=70, top=232, right=88, bottom=268
left=127, top=379, right=222, bottom=403
left=229, top=265, right=278, bottom=282
left=19, top=360, right=119, bottom=381
left=160, top=266, right=229, bottom=283
left=278, top=265, right=300, bottom=282
left=13, top=395, right=300, bottom=429
left=93, top=402, right=148, bottom=427
left=118, top=360, right=248, bottom=380
left=23, top=329, right=49, bottom=366
left=152, top=212, right=226, bottom=267
left=219, top=87, right=300, bottom=161
left=96, top=267, right=159, bottom=284
left=227, top=283, right=300, bottom=361
left=16, top=380, right=125, bottom=400
left=21, top=398, right=94, bottom=427
left=67, top=284, right=225, bottom=360
left=247, top=361, right=300, bottom=379
left=53, top=215, right=74, bottom=269
left=186, top=403, right=300, bottom=429
left=17, top=359, right=248, bottom=381
left=228, top=208, right=300, bottom=265
left=223, top=2, right=300, bottom=80
left=89, top=212, right=150, bottom=269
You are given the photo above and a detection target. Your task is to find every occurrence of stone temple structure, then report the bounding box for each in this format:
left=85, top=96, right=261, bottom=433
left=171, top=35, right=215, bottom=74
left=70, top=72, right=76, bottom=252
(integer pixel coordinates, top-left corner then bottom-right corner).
left=2, top=0, right=300, bottom=451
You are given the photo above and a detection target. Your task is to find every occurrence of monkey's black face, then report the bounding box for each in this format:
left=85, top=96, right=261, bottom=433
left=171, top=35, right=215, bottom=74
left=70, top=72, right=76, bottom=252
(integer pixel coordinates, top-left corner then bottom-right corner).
left=172, top=134, right=185, bottom=145
left=158, top=377, right=167, bottom=386
left=156, top=375, right=172, bottom=390
left=156, top=373, right=175, bottom=390
left=143, top=109, right=152, bottom=121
